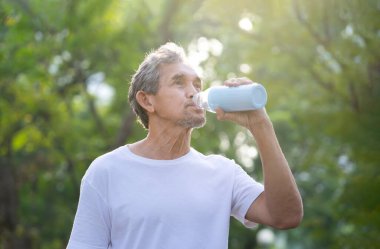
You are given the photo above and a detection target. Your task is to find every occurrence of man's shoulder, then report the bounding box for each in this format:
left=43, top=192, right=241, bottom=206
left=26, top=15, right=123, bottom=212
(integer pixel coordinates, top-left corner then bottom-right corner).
left=83, top=146, right=128, bottom=181
left=91, top=146, right=126, bottom=167
left=190, top=148, right=235, bottom=165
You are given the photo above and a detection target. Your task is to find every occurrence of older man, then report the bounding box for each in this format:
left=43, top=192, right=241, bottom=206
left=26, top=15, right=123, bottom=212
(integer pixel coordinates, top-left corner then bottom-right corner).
left=67, top=42, right=303, bottom=249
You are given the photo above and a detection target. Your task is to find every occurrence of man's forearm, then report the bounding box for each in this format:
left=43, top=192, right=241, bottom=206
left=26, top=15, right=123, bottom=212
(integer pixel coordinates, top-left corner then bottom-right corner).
left=249, top=119, right=303, bottom=227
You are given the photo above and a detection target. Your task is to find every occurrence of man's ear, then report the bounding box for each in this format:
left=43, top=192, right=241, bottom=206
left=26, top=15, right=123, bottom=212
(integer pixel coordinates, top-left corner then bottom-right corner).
left=136, top=90, right=155, bottom=113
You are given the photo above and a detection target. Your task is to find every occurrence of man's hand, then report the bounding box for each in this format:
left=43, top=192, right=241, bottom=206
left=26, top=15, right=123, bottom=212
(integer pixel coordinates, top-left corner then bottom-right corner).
left=215, top=78, right=270, bottom=130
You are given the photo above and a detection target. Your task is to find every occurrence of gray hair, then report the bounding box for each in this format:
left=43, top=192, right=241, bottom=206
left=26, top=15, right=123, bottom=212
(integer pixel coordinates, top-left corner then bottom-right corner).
left=128, top=42, right=187, bottom=129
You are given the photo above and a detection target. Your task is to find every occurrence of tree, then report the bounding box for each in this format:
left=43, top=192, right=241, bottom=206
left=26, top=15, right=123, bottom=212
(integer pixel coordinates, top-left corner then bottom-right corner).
left=1, top=0, right=379, bottom=248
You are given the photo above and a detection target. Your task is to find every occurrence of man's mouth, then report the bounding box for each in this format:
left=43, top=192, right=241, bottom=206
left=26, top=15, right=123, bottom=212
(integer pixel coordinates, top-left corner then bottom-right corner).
left=187, top=103, right=204, bottom=111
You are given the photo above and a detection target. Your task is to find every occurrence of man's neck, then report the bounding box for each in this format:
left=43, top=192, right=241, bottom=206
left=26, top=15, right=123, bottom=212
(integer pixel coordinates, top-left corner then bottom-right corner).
left=129, top=126, right=192, bottom=160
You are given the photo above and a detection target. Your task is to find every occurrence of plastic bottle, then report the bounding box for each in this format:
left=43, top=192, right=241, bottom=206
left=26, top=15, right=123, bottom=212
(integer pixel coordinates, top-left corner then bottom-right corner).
left=192, top=83, right=267, bottom=112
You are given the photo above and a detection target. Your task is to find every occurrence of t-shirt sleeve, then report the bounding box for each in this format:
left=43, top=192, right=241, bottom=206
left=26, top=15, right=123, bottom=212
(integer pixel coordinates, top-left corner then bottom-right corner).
left=67, top=179, right=111, bottom=249
left=231, top=162, right=264, bottom=228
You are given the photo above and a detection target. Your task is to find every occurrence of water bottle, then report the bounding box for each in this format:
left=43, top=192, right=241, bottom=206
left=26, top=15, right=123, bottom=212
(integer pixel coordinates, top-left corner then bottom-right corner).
left=192, top=83, right=267, bottom=112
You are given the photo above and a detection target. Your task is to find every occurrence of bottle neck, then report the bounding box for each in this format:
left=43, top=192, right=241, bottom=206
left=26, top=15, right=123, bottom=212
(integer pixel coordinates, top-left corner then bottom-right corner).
left=193, top=90, right=213, bottom=112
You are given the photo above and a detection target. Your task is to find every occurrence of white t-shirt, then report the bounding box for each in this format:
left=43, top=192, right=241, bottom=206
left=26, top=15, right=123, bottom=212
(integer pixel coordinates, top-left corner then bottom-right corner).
left=67, top=145, right=264, bottom=249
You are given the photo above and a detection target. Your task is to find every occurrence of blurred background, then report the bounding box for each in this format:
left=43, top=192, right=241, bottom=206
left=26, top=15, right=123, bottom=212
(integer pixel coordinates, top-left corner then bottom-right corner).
left=1, top=0, right=379, bottom=248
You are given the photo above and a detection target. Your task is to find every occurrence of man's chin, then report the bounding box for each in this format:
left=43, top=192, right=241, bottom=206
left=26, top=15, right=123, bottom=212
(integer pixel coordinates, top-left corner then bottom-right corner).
left=192, top=118, right=206, bottom=128
left=177, top=116, right=206, bottom=129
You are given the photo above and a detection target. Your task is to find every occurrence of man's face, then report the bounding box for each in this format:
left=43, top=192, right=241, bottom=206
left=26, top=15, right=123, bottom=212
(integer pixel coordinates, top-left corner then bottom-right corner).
left=149, top=62, right=206, bottom=128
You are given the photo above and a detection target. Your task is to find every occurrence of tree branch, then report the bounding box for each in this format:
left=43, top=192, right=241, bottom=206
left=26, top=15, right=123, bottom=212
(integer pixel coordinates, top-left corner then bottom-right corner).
left=292, top=0, right=329, bottom=46
left=159, top=0, right=180, bottom=43
left=111, top=110, right=136, bottom=149
left=348, top=81, right=360, bottom=112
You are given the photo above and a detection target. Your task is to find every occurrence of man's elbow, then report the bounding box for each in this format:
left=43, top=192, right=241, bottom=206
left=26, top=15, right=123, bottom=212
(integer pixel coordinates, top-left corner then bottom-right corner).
left=272, top=209, right=303, bottom=230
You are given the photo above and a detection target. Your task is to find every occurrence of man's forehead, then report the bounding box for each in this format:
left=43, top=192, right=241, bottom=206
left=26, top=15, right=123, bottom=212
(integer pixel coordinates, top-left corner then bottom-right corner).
left=160, top=63, right=200, bottom=80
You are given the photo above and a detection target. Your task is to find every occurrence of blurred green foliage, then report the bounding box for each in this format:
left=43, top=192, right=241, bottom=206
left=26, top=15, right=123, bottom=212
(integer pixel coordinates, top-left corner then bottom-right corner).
left=0, top=0, right=379, bottom=248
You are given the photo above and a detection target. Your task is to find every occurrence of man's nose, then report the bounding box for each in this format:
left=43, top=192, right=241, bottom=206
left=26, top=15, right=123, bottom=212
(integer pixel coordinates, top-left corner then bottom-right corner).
left=188, top=84, right=199, bottom=98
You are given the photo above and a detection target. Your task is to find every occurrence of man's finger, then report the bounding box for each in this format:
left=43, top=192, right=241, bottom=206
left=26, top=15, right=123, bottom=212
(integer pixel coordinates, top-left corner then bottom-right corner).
left=216, top=108, right=236, bottom=121
left=224, top=77, right=253, bottom=87
left=215, top=108, right=225, bottom=120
